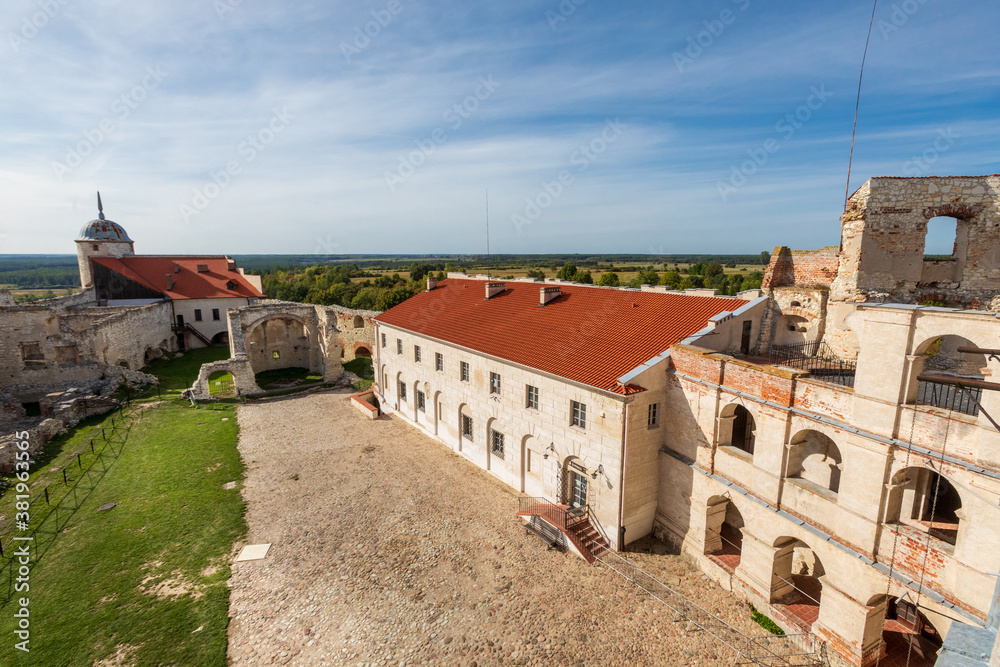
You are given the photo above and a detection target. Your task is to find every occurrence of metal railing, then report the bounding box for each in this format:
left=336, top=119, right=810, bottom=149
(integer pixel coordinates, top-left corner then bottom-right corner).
left=0, top=390, right=155, bottom=607
left=916, top=379, right=981, bottom=416
left=768, top=341, right=856, bottom=388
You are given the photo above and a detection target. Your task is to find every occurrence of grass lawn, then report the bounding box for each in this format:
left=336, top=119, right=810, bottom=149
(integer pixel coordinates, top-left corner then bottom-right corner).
left=207, top=371, right=236, bottom=398
left=343, top=357, right=374, bottom=391
left=254, top=366, right=322, bottom=389
left=0, top=353, right=245, bottom=666
left=143, top=347, right=231, bottom=397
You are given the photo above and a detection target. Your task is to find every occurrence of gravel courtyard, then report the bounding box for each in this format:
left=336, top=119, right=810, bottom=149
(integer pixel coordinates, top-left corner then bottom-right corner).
left=227, top=390, right=763, bottom=666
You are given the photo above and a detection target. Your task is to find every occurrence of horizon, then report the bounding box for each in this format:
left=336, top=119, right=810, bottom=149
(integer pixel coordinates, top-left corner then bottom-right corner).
left=2, top=1, right=998, bottom=256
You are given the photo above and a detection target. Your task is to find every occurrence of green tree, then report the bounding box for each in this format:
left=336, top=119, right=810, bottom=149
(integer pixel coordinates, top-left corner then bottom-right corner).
left=705, top=262, right=724, bottom=279
left=572, top=270, right=593, bottom=284
left=660, top=271, right=681, bottom=288
left=556, top=264, right=578, bottom=280
left=760, top=250, right=771, bottom=266
left=598, top=272, right=620, bottom=287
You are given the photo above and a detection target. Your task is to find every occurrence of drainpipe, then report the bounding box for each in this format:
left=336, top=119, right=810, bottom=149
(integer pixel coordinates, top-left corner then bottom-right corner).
left=617, top=396, right=634, bottom=551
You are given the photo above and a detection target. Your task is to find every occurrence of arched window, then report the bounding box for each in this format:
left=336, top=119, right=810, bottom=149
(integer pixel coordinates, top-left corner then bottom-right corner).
left=353, top=315, right=365, bottom=328
left=887, top=467, right=962, bottom=546
left=719, top=404, right=756, bottom=456
left=786, top=430, right=843, bottom=494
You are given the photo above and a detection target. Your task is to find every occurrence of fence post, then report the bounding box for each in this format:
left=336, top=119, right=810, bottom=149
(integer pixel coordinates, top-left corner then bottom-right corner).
left=44, top=487, right=49, bottom=504
left=62, top=469, right=68, bottom=486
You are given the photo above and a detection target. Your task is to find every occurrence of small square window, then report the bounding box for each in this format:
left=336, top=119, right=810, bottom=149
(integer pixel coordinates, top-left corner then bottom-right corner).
left=381, top=333, right=387, bottom=348
left=490, top=372, right=501, bottom=395
left=396, top=339, right=402, bottom=354
left=462, top=414, right=474, bottom=441
left=398, top=380, right=407, bottom=401
left=212, top=308, right=220, bottom=321
left=272, top=351, right=280, bottom=359
left=526, top=385, right=539, bottom=410
left=648, top=403, right=659, bottom=427
left=571, top=400, right=587, bottom=429
left=435, top=352, right=444, bottom=372
left=417, top=390, right=426, bottom=412
left=415, top=345, right=421, bottom=363
left=194, top=309, right=203, bottom=322
left=461, top=361, right=470, bottom=382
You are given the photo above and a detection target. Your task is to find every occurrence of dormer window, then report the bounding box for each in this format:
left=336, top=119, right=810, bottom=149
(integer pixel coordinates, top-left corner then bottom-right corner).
left=226, top=280, right=237, bottom=290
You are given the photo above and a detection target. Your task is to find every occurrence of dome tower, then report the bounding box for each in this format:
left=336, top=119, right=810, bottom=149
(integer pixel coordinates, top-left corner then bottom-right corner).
left=76, top=192, right=135, bottom=288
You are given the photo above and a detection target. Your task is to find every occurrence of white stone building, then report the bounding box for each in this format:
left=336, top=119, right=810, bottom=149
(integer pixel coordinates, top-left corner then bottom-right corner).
left=373, top=274, right=767, bottom=558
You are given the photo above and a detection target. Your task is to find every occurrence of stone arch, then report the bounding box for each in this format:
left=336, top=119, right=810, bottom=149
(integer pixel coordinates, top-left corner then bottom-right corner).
left=207, top=370, right=236, bottom=398
left=771, top=537, right=824, bottom=627
left=908, top=333, right=986, bottom=411
left=432, top=390, right=442, bottom=436
left=775, top=314, right=811, bottom=346
left=718, top=402, right=757, bottom=457
left=244, top=313, right=324, bottom=379
left=886, top=466, right=963, bottom=546
left=786, top=429, right=843, bottom=495
left=353, top=314, right=365, bottom=328
left=353, top=342, right=372, bottom=358
left=211, top=331, right=229, bottom=346
left=705, top=494, right=744, bottom=572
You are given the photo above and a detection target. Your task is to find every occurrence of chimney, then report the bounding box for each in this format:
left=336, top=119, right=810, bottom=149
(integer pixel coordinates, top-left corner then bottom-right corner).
left=426, top=275, right=437, bottom=291
left=196, top=263, right=209, bottom=273
left=539, top=286, right=561, bottom=306
left=173, top=263, right=181, bottom=273
left=485, top=281, right=505, bottom=300
left=227, top=258, right=237, bottom=271
left=165, top=274, right=175, bottom=290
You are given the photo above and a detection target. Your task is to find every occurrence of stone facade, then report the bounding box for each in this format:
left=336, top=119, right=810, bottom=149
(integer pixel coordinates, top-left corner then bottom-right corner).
left=0, top=292, right=174, bottom=399
left=373, top=287, right=768, bottom=551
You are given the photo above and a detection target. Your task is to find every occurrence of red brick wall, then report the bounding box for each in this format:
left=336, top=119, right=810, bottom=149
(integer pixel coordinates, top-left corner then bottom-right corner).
left=763, top=246, right=840, bottom=289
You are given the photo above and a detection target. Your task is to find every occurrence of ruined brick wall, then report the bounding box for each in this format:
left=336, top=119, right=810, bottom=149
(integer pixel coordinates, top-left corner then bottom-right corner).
left=762, top=246, right=840, bottom=289
left=831, top=175, right=1000, bottom=308
left=0, top=295, right=174, bottom=394
left=328, top=305, right=379, bottom=361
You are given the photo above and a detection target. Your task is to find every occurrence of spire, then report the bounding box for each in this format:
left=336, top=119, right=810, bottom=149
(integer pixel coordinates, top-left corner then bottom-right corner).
left=97, top=191, right=105, bottom=221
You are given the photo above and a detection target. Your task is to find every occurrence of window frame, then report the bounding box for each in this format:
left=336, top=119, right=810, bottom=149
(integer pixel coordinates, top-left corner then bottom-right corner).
left=381, top=333, right=387, bottom=348
left=526, top=385, right=539, bottom=410
left=460, top=361, right=470, bottom=382
left=398, top=380, right=407, bottom=401
left=416, top=390, right=426, bottom=412
left=571, top=400, right=587, bottom=429
left=212, top=308, right=220, bottom=321
left=396, top=339, right=402, bottom=355
left=414, top=345, right=421, bottom=363
left=194, top=309, right=203, bottom=322
left=490, top=428, right=505, bottom=459
left=461, top=414, right=474, bottom=441
left=647, top=402, right=659, bottom=428
left=435, top=352, right=444, bottom=372
left=490, top=372, right=501, bottom=395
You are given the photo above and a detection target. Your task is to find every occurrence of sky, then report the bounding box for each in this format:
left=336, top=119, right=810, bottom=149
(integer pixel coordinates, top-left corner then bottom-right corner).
left=1, top=0, right=998, bottom=257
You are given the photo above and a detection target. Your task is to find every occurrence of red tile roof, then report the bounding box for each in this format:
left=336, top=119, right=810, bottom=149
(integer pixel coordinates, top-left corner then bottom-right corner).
left=375, top=279, right=745, bottom=395
left=90, top=256, right=266, bottom=300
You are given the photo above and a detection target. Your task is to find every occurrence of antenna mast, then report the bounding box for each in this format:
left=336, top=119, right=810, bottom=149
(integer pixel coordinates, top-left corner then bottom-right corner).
left=485, top=188, right=491, bottom=279
left=844, top=0, right=879, bottom=213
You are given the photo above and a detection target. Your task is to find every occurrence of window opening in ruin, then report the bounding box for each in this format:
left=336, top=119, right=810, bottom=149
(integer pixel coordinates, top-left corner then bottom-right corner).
left=353, top=315, right=364, bottom=328
left=731, top=406, right=755, bottom=455
left=789, top=301, right=802, bottom=307
left=22, top=402, right=41, bottom=417
left=20, top=342, right=43, bottom=361
left=924, top=216, right=958, bottom=258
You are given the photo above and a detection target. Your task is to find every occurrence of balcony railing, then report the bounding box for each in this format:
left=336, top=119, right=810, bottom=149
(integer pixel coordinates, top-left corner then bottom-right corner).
left=768, top=341, right=856, bottom=388
left=916, top=378, right=982, bottom=416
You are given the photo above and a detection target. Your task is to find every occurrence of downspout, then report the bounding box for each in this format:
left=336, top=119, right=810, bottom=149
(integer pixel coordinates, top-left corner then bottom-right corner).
left=617, top=396, right=634, bottom=551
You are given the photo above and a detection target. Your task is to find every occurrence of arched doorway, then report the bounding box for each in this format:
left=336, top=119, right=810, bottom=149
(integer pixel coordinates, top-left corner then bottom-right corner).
left=719, top=403, right=756, bottom=457
left=786, top=430, right=843, bottom=495
left=771, top=537, right=824, bottom=629
left=886, top=467, right=963, bottom=545
left=705, top=495, right=743, bottom=572
left=211, top=331, right=229, bottom=346
left=354, top=345, right=372, bottom=358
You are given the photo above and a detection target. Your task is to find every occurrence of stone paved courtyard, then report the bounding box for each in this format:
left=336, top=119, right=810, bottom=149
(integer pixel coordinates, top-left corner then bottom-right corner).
left=227, top=390, right=766, bottom=666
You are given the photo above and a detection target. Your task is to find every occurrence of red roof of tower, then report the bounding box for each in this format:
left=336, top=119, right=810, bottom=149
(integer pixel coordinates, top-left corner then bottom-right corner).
left=90, top=256, right=266, bottom=300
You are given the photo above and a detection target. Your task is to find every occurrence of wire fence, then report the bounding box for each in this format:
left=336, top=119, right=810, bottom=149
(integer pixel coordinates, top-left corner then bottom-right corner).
left=0, top=388, right=157, bottom=607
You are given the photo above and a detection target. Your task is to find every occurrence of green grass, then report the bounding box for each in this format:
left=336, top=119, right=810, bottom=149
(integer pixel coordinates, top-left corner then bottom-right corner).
left=143, top=347, right=231, bottom=397
left=0, top=352, right=246, bottom=666
left=207, top=371, right=236, bottom=398
left=749, top=604, right=785, bottom=636
left=343, top=357, right=374, bottom=391
left=254, top=366, right=322, bottom=389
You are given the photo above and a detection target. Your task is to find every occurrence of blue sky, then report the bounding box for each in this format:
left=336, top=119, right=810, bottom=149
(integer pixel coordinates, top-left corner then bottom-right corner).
left=1, top=0, right=998, bottom=256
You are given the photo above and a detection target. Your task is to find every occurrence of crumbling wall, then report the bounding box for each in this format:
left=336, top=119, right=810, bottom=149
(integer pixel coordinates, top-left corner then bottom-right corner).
left=188, top=356, right=259, bottom=399
left=329, top=305, right=378, bottom=361
left=762, top=246, right=840, bottom=290
left=831, top=175, right=1000, bottom=308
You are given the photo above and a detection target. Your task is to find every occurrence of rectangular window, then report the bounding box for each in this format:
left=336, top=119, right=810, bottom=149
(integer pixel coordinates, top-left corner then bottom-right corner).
left=571, top=400, right=587, bottom=429
left=381, top=333, right=387, bottom=348
left=20, top=342, right=43, bottom=361
left=416, top=390, right=426, bottom=412
left=461, top=361, right=470, bottom=382
left=490, top=372, right=501, bottom=395
left=194, top=309, right=203, bottom=321
left=526, top=385, right=539, bottom=410
left=212, top=308, right=220, bottom=321
left=435, top=352, right=443, bottom=371
left=415, top=345, right=421, bottom=362
left=461, top=414, right=474, bottom=441
left=490, top=429, right=505, bottom=459
left=648, top=403, right=659, bottom=427
left=398, top=380, right=407, bottom=401
left=396, top=339, right=402, bottom=354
